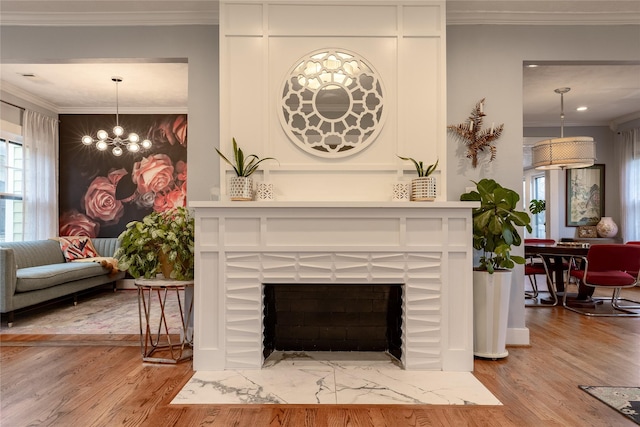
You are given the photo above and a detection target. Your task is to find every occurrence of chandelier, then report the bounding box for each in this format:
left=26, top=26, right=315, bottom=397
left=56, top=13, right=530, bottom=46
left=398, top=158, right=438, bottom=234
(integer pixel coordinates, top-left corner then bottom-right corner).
left=532, top=87, right=595, bottom=170
left=81, top=77, right=152, bottom=156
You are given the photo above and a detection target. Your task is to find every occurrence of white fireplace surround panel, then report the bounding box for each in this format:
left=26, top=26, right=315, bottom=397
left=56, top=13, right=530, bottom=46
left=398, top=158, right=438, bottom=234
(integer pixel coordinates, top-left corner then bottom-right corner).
left=191, top=202, right=476, bottom=372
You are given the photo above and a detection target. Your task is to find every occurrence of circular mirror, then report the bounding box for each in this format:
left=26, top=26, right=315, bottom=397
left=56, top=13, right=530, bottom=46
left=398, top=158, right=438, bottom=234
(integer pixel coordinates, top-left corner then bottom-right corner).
left=278, top=49, right=386, bottom=158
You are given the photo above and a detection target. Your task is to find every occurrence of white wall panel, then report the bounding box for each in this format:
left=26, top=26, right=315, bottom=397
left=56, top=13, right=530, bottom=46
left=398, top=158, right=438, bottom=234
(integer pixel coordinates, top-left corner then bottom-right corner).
left=220, top=1, right=446, bottom=201
left=402, top=5, right=442, bottom=35
left=225, top=3, right=264, bottom=35
left=268, top=4, right=398, bottom=36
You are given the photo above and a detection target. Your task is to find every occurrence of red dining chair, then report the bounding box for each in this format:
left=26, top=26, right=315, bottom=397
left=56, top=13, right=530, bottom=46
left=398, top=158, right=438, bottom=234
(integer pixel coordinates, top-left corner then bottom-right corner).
left=626, top=242, right=640, bottom=279
left=564, top=244, right=640, bottom=316
left=524, top=239, right=556, bottom=300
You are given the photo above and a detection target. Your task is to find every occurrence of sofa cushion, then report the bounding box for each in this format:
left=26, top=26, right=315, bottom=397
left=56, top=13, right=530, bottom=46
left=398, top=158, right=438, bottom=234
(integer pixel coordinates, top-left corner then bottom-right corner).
left=15, top=262, right=108, bottom=292
left=58, top=236, right=100, bottom=261
left=0, top=240, right=65, bottom=268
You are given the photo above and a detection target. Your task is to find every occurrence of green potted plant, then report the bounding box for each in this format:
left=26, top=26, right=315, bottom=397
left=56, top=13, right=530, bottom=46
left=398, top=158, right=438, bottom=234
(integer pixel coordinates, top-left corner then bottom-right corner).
left=528, top=199, right=546, bottom=216
left=397, top=155, right=439, bottom=201
left=216, top=137, right=278, bottom=201
left=460, top=178, right=531, bottom=359
left=115, top=206, right=194, bottom=280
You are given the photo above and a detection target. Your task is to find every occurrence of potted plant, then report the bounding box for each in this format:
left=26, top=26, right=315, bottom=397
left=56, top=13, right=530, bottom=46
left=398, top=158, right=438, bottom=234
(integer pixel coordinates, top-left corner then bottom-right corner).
left=216, top=137, right=278, bottom=201
left=397, top=155, right=439, bottom=201
left=115, top=206, right=194, bottom=280
left=460, top=178, right=532, bottom=359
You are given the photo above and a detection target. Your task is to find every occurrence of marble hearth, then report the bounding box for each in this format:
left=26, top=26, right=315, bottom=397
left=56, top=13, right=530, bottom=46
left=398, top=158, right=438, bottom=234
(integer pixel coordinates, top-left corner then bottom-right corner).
left=190, top=201, right=477, bottom=372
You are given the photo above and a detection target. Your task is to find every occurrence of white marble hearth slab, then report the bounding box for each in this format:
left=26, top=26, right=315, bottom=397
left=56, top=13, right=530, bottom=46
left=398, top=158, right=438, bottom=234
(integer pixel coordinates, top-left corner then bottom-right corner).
left=171, top=352, right=501, bottom=405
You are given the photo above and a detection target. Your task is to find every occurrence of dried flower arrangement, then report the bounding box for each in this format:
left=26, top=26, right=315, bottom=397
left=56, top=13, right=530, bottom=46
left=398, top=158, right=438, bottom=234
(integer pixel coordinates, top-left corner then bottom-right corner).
left=447, top=98, right=504, bottom=168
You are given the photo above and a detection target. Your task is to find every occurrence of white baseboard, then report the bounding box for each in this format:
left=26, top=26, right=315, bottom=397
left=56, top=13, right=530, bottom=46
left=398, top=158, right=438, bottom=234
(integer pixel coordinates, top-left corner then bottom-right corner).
left=506, top=327, right=530, bottom=346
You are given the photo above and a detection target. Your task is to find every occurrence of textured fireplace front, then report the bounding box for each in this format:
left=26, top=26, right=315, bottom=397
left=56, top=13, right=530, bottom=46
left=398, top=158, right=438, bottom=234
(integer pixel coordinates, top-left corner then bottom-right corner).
left=263, top=284, right=403, bottom=361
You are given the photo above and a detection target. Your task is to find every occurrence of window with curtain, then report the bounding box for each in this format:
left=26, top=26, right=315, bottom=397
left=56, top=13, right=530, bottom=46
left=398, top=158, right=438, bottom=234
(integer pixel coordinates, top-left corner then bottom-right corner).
left=22, top=110, right=59, bottom=241
left=0, top=134, right=24, bottom=242
left=619, top=128, right=640, bottom=242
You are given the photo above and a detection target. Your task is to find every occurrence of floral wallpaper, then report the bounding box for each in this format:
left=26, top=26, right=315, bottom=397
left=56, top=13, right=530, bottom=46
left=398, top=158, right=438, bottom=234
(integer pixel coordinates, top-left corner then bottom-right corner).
left=58, top=114, right=187, bottom=238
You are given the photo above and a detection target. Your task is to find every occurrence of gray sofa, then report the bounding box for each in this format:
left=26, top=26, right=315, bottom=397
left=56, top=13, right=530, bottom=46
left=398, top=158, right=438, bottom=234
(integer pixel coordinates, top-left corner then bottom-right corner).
left=0, top=238, right=125, bottom=326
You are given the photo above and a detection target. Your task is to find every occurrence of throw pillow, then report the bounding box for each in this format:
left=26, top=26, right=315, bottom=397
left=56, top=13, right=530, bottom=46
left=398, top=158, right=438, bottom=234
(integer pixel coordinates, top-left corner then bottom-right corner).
left=58, top=236, right=100, bottom=261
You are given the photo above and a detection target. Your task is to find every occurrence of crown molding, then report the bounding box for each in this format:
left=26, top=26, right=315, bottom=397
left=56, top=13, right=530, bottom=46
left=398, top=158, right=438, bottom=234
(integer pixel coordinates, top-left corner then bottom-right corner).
left=1, top=81, right=60, bottom=113
left=0, top=11, right=218, bottom=27
left=57, top=106, right=189, bottom=114
left=447, top=10, right=640, bottom=26
left=0, top=1, right=637, bottom=27
left=609, top=111, right=640, bottom=131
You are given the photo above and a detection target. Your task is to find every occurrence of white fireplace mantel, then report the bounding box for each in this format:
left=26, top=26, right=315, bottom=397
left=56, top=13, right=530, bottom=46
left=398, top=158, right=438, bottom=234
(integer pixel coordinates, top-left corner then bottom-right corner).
left=191, top=201, right=477, bottom=372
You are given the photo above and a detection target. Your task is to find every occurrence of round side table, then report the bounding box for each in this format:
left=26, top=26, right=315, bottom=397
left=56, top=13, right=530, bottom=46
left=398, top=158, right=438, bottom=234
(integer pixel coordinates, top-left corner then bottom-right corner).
left=134, top=278, right=194, bottom=364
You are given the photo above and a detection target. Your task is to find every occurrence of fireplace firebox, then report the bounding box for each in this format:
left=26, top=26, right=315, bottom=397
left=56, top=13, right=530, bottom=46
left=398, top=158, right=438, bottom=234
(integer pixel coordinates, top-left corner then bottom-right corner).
left=263, top=284, right=402, bottom=360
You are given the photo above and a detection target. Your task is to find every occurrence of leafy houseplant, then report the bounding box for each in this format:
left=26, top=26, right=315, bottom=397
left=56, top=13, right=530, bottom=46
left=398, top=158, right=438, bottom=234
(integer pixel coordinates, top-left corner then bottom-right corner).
left=461, top=179, right=531, bottom=359
left=460, top=178, right=532, bottom=273
left=398, top=155, right=439, bottom=201
left=216, top=138, right=278, bottom=200
left=115, top=206, right=194, bottom=280
left=529, top=199, right=546, bottom=215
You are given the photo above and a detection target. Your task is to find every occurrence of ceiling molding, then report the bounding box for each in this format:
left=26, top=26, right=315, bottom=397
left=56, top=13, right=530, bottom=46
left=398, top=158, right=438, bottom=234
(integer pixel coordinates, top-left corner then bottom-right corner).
left=446, top=10, right=640, bottom=26
left=1, top=81, right=60, bottom=113
left=0, top=11, right=219, bottom=27
left=57, top=106, right=189, bottom=114
left=0, top=1, right=637, bottom=27
left=609, top=111, right=640, bottom=131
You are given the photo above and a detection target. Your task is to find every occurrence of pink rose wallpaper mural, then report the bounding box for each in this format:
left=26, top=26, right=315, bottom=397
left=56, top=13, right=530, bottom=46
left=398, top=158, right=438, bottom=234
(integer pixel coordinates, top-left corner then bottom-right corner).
left=58, top=114, right=188, bottom=238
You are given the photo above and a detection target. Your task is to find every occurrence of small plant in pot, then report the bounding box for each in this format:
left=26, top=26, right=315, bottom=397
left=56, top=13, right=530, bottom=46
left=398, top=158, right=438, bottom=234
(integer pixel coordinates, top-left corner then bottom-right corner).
left=216, top=137, right=278, bottom=201
left=397, top=155, right=439, bottom=201
left=460, top=178, right=531, bottom=359
left=115, top=206, right=195, bottom=280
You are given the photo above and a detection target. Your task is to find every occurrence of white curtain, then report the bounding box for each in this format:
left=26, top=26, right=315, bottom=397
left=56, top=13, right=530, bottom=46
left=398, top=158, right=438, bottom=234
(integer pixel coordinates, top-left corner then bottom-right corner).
left=617, top=128, right=640, bottom=242
left=23, top=110, right=59, bottom=240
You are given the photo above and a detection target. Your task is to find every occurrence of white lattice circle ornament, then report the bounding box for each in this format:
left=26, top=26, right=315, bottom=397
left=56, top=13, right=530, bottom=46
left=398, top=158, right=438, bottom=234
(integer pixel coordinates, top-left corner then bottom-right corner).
left=279, top=49, right=386, bottom=158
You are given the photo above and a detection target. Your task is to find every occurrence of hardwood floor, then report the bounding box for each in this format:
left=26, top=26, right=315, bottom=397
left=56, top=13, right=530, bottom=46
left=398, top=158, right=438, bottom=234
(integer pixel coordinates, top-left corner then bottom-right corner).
left=1, top=289, right=639, bottom=426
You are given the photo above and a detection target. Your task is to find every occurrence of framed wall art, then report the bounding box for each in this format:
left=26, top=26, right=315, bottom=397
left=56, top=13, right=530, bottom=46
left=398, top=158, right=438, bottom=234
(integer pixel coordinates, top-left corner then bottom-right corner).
left=566, top=164, right=605, bottom=227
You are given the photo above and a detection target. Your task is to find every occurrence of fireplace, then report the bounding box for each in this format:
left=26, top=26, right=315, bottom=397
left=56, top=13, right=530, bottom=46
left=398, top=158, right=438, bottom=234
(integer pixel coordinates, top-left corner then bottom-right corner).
left=263, top=284, right=403, bottom=360
left=191, top=201, right=476, bottom=372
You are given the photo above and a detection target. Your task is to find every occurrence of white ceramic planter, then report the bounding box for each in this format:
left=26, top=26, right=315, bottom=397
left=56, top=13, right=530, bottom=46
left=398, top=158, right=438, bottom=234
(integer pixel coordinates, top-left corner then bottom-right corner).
left=229, top=176, right=253, bottom=201
left=410, top=176, right=436, bottom=201
left=473, top=270, right=512, bottom=359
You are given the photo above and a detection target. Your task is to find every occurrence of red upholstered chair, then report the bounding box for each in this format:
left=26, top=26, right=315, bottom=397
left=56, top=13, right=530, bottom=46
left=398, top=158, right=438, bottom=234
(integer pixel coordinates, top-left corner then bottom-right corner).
left=565, top=244, right=640, bottom=316
left=626, top=242, right=640, bottom=278
left=524, top=239, right=556, bottom=300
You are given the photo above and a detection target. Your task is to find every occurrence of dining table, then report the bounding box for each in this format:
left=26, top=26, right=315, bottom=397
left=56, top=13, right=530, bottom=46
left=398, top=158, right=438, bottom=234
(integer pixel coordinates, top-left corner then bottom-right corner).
left=524, top=242, right=591, bottom=305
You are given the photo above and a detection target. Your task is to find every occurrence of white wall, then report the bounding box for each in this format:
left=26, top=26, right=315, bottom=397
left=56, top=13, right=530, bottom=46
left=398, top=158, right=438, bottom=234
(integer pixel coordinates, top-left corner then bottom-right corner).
left=0, top=25, right=219, bottom=202
left=447, top=24, right=640, bottom=344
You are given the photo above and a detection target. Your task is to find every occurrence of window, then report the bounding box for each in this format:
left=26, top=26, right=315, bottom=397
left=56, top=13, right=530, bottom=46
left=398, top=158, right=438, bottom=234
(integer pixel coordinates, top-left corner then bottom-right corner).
left=0, top=134, right=24, bottom=242
left=530, top=174, right=545, bottom=238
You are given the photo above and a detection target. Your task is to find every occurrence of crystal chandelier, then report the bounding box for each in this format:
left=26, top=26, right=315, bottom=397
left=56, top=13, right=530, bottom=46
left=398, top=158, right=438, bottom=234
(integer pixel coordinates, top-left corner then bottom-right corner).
left=81, top=77, right=152, bottom=156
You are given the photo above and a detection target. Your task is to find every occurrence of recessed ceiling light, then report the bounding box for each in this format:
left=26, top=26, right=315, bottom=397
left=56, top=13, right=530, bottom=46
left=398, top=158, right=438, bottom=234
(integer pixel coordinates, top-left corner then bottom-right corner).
left=525, top=64, right=539, bottom=68
left=19, top=73, right=37, bottom=78
left=576, top=106, right=588, bottom=111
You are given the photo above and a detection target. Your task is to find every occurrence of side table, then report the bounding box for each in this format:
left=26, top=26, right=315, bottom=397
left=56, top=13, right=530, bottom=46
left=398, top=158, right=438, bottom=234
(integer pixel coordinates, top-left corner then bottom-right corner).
left=134, top=278, right=194, bottom=364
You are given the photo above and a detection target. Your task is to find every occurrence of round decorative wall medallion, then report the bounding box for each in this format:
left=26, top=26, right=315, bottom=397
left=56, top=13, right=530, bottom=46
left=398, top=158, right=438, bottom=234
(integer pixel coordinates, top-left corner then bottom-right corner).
left=278, top=49, right=386, bottom=158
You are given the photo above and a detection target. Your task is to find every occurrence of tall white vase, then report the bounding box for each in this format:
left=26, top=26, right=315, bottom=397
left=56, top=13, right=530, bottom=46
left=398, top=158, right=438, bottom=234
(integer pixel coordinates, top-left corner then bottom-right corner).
left=473, top=270, right=512, bottom=359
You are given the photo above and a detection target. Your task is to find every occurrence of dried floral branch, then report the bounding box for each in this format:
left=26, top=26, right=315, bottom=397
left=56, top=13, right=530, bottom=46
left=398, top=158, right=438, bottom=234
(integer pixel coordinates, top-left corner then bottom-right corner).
left=447, top=98, right=504, bottom=168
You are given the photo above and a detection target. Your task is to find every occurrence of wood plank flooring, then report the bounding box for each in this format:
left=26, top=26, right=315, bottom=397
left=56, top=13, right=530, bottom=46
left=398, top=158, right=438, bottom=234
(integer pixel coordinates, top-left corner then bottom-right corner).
left=1, top=288, right=639, bottom=426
